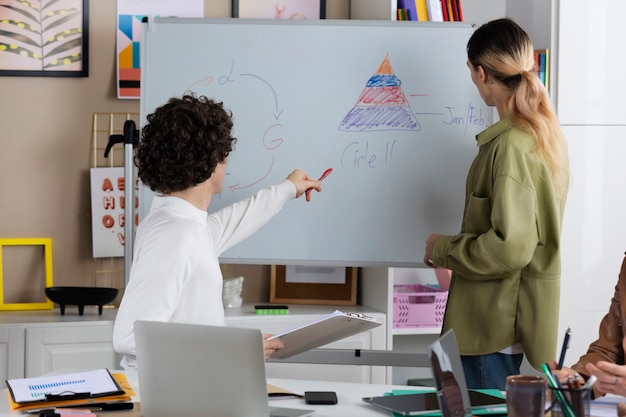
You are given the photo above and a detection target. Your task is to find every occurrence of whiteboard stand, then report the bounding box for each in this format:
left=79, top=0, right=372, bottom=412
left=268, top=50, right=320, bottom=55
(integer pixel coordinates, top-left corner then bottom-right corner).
left=267, top=348, right=430, bottom=368
left=105, top=120, right=139, bottom=287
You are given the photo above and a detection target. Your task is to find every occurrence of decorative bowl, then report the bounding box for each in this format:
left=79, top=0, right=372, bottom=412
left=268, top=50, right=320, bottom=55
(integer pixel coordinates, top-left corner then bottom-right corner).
left=45, top=286, right=119, bottom=315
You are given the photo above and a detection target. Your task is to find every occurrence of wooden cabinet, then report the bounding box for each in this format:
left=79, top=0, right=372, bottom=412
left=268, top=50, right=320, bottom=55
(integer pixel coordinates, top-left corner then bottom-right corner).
left=0, top=309, right=120, bottom=379
left=0, top=326, right=24, bottom=381
left=1, top=306, right=386, bottom=383
left=24, top=323, right=121, bottom=378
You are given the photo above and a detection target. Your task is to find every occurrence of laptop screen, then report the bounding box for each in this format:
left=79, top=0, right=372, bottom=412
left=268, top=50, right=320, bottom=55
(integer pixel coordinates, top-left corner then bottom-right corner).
left=363, top=328, right=506, bottom=416
left=427, top=329, right=473, bottom=417
left=134, top=321, right=313, bottom=417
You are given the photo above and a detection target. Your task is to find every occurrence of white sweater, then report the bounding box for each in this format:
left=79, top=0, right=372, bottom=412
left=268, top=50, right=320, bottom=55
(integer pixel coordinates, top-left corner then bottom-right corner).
left=112, top=180, right=296, bottom=369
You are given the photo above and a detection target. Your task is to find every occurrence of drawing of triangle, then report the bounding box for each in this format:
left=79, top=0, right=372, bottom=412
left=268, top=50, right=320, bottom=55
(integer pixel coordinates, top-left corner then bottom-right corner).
left=339, top=53, right=421, bottom=132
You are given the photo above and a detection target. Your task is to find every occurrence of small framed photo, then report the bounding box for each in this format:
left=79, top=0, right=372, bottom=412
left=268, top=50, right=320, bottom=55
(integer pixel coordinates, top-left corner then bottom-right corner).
left=0, top=0, right=89, bottom=77
left=270, top=265, right=357, bottom=305
left=232, top=0, right=326, bottom=19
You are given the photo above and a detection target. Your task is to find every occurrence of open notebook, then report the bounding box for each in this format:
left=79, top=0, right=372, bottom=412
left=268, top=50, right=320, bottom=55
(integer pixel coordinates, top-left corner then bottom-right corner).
left=134, top=320, right=314, bottom=417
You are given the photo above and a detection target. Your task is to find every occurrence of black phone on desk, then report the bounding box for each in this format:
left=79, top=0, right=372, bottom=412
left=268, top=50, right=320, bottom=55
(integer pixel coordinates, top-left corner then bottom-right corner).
left=304, top=391, right=338, bottom=405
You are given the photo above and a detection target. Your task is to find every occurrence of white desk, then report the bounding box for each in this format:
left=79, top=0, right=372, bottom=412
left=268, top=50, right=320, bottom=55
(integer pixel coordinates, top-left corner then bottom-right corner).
left=3, top=372, right=623, bottom=416
left=0, top=370, right=417, bottom=417
left=268, top=378, right=414, bottom=417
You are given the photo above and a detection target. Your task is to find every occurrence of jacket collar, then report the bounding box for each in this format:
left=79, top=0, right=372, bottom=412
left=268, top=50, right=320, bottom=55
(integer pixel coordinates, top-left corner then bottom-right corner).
left=475, top=117, right=514, bottom=147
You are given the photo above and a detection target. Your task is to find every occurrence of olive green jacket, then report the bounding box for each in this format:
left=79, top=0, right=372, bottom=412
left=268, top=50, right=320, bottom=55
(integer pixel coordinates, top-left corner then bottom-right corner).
left=432, top=118, right=568, bottom=370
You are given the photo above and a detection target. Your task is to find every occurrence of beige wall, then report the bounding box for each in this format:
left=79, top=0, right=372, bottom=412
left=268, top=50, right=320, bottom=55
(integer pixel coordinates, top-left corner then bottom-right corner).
left=0, top=0, right=349, bottom=305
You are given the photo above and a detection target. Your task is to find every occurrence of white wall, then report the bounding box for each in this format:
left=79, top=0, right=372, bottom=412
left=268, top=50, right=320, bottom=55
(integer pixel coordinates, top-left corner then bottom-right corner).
left=556, top=0, right=626, bottom=367
left=558, top=126, right=626, bottom=366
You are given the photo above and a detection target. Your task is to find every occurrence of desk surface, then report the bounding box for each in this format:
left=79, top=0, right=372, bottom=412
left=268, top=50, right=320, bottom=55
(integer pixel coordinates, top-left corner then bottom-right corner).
left=0, top=371, right=413, bottom=417
left=3, top=372, right=623, bottom=417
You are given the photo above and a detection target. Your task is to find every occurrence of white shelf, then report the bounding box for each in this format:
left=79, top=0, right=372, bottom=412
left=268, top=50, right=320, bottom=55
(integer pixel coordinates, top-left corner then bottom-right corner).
left=392, top=327, right=442, bottom=336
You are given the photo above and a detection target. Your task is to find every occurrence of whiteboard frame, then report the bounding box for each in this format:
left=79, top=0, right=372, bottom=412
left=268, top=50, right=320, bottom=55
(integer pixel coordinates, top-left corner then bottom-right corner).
left=139, top=17, right=487, bottom=267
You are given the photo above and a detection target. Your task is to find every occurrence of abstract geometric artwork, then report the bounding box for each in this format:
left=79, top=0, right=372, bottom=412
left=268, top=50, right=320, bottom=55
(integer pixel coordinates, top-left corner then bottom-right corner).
left=117, top=14, right=143, bottom=98
left=0, top=0, right=88, bottom=77
left=116, top=0, right=203, bottom=99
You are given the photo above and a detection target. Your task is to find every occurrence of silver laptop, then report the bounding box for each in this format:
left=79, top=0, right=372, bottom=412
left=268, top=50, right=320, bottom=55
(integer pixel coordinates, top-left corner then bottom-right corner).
left=134, top=320, right=314, bottom=417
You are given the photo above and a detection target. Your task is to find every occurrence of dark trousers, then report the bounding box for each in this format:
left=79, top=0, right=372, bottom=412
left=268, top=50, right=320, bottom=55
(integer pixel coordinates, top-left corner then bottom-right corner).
left=462, top=352, right=524, bottom=390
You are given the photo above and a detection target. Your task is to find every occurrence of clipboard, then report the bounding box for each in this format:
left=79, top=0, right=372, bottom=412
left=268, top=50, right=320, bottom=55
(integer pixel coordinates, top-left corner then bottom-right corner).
left=5, top=369, right=132, bottom=411
left=268, top=310, right=382, bottom=359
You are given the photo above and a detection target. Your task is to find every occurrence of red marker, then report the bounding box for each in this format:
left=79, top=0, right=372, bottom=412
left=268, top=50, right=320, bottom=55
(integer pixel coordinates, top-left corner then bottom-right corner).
left=305, top=168, right=332, bottom=200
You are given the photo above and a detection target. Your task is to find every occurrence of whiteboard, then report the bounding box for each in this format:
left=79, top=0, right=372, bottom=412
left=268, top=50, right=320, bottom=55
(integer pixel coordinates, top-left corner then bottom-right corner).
left=139, top=18, right=493, bottom=267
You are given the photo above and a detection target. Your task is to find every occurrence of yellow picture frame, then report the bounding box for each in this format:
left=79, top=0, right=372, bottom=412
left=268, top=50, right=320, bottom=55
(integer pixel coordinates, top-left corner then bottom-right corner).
left=0, top=238, right=54, bottom=310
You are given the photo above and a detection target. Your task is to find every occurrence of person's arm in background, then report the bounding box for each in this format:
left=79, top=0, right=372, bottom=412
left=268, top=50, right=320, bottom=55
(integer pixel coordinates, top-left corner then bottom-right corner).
left=551, top=255, right=626, bottom=398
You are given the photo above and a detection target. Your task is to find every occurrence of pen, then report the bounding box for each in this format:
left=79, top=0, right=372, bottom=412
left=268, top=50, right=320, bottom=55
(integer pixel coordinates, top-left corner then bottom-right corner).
left=557, top=327, right=571, bottom=370
left=305, top=168, right=333, bottom=200
left=573, top=374, right=582, bottom=389
left=540, top=363, right=575, bottom=417
left=27, top=402, right=134, bottom=415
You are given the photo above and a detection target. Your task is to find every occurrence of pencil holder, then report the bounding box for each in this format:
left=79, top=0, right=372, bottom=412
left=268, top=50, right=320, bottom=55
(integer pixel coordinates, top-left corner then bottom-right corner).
left=546, top=386, right=591, bottom=417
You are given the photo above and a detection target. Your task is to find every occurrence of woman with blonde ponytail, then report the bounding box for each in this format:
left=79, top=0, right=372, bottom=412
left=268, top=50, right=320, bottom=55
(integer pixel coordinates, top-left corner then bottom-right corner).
left=423, top=18, right=569, bottom=390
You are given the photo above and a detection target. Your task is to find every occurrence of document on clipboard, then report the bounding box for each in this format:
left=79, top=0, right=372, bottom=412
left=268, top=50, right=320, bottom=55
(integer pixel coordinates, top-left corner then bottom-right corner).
left=5, top=369, right=129, bottom=410
left=267, top=310, right=382, bottom=359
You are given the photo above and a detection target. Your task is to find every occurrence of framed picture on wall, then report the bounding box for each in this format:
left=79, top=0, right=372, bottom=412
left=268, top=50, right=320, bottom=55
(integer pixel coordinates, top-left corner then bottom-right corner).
left=0, top=0, right=89, bottom=77
left=232, top=0, right=326, bottom=19
left=270, top=265, right=357, bottom=305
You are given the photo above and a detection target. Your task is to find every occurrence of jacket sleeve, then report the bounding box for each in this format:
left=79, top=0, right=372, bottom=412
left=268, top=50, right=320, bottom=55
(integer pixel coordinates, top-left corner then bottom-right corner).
left=571, top=256, right=626, bottom=395
left=433, top=176, right=539, bottom=278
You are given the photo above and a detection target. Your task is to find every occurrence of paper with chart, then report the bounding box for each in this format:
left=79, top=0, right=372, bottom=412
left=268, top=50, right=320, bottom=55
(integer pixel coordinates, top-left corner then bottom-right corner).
left=6, top=368, right=123, bottom=404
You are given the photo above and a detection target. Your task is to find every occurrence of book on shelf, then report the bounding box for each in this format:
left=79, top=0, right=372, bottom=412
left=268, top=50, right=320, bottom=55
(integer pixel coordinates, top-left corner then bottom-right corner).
left=427, top=0, right=444, bottom=21
left=440, top=0, right=449, bottom=21
left=450, top=0, right=459, bottom=21
left=534, top=49, right=550, bottom=90
left=456, top=0, right=464, bottom=21
left=446, top=0, right=454, bottom=21
left=416, top=0, right=430, bottom=21
left=397, top=0, right=463, bottom=22
left=398, top=0, right=418, bottom=20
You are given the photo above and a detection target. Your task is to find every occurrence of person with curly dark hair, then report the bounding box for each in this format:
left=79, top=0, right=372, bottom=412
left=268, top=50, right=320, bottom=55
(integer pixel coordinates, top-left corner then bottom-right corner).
left=113, top=94, right=323, bottom=370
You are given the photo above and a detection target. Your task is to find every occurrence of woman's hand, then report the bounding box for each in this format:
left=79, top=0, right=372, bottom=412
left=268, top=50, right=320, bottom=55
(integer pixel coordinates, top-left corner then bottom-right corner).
left=263, top=334, right=284, bottom=359
left=424, top=234, right=441, bottom=267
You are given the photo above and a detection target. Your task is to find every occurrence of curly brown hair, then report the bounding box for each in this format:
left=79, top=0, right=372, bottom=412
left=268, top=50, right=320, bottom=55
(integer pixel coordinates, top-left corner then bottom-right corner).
left=135, top=95, right=237, bottom=194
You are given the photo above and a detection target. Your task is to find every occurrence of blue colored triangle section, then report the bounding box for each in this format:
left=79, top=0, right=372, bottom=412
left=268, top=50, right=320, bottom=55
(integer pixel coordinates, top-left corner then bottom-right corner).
left=367, top=74, right=401, bottom=87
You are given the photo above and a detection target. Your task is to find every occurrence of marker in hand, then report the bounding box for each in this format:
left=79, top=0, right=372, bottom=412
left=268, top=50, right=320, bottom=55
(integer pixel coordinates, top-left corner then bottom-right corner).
left=305, top=168, right=332, bottom=202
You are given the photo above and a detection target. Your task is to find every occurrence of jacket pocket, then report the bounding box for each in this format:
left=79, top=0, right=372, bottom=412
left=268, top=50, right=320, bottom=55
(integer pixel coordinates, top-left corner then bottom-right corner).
left=465, top=194, right=491, bottom=234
